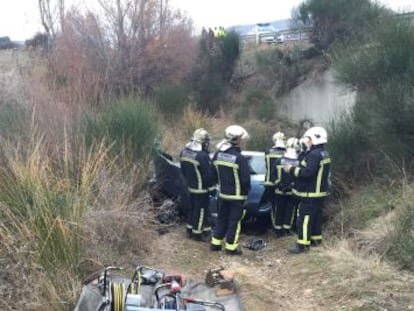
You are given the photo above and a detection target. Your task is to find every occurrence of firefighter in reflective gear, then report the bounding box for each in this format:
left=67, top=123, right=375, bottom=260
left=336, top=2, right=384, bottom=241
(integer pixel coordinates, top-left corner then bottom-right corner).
left=180, top=128, right=215, bottom=241
left=210, top=125, right=251, bottom=255
left=290, top=136, right=311, bottom=233
left=284, top=126, right=331, bottom=254
left=271, top=137, right=300, bottom=236
left=265, top=132, right=286, bottom=230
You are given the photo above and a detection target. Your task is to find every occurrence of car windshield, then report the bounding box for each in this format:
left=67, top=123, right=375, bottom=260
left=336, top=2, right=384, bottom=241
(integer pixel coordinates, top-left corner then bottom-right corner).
left=246, top=154, right=266, bottom=175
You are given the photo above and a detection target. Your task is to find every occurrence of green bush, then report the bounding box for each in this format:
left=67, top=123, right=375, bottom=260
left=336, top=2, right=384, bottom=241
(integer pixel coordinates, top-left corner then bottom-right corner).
left=333, top=17, right=414, bottom=178
left=189, top=31, right=240, bottom=114
left=83, top=97, right=159, bottom=162
left=154, top=85, right=189, bottom=118
left=193, top=72, right=225, bottom=114
left=246, top=124, right=274, bottom=151
left=328, top=112, right=369, bottom=179
left=255, top=47, right=310, bottom=95
left=293, top=0, right=386, bottom=50
left=256, top=100, right=274, bottom=122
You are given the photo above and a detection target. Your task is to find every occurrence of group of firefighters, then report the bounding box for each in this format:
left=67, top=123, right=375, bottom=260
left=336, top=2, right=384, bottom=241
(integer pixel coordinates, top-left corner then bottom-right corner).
left=179, top=124, right=331, bottom=255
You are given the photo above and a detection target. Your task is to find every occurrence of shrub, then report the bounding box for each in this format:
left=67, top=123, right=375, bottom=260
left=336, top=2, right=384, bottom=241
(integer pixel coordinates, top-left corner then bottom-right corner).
left=292, top=0, right=386, bottom=50
left=328, top=112, right=369, bottom=180
left=246, top=123, right=275, bottom=151
left=154, top=85, right=189, bottom=118
left=333, top=17, right=414, bottom=179
left=189, top=31, right=241, bottom=114
left=255, top=47, right=310, bottom=95
left=83, top=97, right=159, bottom=162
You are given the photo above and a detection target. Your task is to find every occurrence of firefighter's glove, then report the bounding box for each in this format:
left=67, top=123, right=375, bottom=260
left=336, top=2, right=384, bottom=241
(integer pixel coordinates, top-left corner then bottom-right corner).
left=283, top=165, right=292, bottom=173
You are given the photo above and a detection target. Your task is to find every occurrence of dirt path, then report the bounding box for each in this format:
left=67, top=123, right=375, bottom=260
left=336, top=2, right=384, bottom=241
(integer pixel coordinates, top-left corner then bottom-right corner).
left=142, top=225, right=414, bottom=311
left=144, top=227, right=325, bottom=310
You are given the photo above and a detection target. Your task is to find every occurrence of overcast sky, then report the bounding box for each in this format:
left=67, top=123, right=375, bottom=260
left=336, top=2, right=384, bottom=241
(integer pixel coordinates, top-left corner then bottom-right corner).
left=0, top=0, right=413, bottom=41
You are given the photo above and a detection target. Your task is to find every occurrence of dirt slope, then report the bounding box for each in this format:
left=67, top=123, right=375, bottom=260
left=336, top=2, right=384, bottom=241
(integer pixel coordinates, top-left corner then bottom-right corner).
left=141, top=225, right=414, bottom=311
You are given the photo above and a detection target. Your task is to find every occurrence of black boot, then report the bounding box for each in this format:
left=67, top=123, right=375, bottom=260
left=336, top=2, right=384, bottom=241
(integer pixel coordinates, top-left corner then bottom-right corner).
left=210, top=244, right=222, bottom=252
left=201, top=232, right=212, bottom=242
left=225, top=248, right=243, bottom=256
left=275, top=229, right=285, bottom=238
left=288, top=243, right=309, bottom=254
left=191, top=233, right=202, bottom=241
left=311, top=240, right=322, bottom=247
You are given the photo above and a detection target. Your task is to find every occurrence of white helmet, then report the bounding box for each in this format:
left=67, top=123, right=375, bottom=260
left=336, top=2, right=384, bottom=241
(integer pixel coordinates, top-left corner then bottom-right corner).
left=192, top=128, right=210, bottom=143
left=286, top=137, right=300, bottom=150
left=225, top=125, right=249, bottom=142
left=303, top=126, right=328, bottom=145
left=272, top=131, right=285, bottom=148
left=284, top=137, right=300, bottom=159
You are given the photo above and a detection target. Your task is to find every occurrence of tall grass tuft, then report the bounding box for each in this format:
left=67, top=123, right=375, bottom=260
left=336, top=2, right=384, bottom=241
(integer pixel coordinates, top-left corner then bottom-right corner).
left=0, top=128, right=112, bottom=308
left=83, top=97, right=159, bottom=163
left=386, top=185, right=414, bottom=271
left=0, top=102, right=31, bottom=143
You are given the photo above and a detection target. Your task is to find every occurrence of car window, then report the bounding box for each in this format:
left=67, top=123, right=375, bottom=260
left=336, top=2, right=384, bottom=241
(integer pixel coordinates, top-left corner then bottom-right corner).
left=246, top=154, right=266, bottom=175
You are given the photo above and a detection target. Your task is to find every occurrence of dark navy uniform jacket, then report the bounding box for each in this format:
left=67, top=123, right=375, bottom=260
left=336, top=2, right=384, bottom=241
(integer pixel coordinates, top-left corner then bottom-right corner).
left=212, top=146, right=251, bottom=201
left=180, top=148, right=215, bottom=194
left=273, top=157, right=299, bottom=195
left=290, top=145, right=331, bottom=198
left=264, top=147, right=285, bottom=186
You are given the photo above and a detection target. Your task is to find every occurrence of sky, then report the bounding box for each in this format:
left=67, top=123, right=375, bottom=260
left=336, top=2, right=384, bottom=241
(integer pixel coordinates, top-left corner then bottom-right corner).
left=0, top=0, right=413, bottom=41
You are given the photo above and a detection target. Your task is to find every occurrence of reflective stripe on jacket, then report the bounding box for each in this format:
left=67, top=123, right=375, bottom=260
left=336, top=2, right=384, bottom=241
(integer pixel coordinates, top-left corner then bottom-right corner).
left=291, top=145, right=331, bottom=198
left=212, top=146, right=251, bottom=200
left=264, top=147, right=285, bottom=186
left=274, top=157, right=299, bottom=195
left=180, top=148, right=214, bottom=194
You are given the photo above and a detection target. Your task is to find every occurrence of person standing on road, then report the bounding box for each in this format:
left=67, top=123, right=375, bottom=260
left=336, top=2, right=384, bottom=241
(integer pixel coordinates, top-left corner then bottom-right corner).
left=210, top=125, right=251, bottom=255
left=264, top=132, right=286, bottom=231
left=284, top=127, right=331, bottom=254
left=180, top=128, right=215, bottom=242
left=272, top=137, right=300, bottom=237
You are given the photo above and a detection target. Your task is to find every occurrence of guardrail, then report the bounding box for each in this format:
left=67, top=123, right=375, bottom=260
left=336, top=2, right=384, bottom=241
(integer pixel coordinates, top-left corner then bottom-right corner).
left=240, top=32, right=278, bottom=44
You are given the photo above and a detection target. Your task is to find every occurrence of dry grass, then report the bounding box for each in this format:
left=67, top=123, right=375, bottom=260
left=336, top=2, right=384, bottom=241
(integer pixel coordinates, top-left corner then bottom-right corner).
left=161, top=105, right=231, bottom=156
left=139, top=224, right=414, bottom=311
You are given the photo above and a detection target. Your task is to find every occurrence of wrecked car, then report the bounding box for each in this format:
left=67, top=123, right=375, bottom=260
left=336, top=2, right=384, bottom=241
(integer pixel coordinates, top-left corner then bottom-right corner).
left=151, top=150, right=272, bottom=224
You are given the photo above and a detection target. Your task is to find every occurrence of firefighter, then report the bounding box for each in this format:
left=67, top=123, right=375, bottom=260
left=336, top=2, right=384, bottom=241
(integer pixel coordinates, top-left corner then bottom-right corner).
left=290, top=136, right=311, bottom=233
left=284, top=126, right=331, bottom=254
left=265, top=132, right=286, bottom=231
left=210, top=125, right=251, bottom=255
left=272, top=137, right=300, bottom=237
left=180, top=128, right=215, bottom=242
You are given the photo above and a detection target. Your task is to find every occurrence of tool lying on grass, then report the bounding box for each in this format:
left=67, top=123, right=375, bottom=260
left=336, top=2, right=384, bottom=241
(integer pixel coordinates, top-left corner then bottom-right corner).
left=155, top=274, right=226, bottom=310
left=79, top=265, right=229, bottom=311
left=205, top=267, right=236, bottom=297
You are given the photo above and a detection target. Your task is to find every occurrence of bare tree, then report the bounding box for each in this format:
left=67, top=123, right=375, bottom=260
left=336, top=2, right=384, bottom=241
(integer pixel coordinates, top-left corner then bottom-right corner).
left=38, top=0, right=66, bottom=38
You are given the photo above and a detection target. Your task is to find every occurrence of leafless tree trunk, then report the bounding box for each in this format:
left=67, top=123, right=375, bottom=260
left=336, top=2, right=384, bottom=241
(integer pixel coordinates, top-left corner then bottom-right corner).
left=38, top=0, right=66, bottom=38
